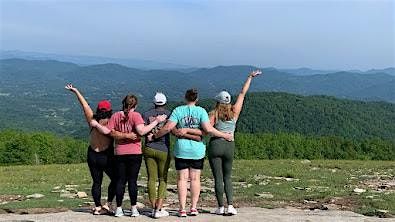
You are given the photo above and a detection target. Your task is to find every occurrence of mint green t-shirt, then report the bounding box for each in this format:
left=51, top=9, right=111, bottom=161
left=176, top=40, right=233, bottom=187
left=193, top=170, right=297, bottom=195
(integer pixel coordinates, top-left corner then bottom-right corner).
left=169, top=105, right=210, bottom=159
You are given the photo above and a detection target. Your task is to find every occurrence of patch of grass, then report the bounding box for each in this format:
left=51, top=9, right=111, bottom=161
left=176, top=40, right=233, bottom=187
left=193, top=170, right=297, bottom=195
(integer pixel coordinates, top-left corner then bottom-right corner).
left=0, top=160, right=394, bottom=216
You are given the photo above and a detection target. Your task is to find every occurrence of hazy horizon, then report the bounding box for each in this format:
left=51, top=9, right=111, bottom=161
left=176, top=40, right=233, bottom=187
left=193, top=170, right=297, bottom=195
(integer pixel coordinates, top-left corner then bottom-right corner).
left=1, top=0, right=394, bottom=70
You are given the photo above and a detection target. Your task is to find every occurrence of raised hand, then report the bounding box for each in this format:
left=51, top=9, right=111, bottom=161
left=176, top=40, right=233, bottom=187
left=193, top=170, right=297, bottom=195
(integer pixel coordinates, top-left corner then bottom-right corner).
left=65, top=83, right=78, bottom=93
left=155, top=114, right=167, bottom=123
left=249, top=70, right=262, bottom=78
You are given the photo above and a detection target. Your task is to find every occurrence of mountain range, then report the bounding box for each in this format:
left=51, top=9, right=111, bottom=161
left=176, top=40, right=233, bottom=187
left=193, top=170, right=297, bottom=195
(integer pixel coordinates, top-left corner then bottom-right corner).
left=1, top=58, right=394, bottom=104
left=1, top=50, right=394, bottom=76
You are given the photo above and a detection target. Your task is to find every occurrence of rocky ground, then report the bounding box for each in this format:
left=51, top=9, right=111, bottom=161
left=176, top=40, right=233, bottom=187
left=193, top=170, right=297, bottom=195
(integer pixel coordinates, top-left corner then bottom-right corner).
left=1, top=207, right=395, bottom=222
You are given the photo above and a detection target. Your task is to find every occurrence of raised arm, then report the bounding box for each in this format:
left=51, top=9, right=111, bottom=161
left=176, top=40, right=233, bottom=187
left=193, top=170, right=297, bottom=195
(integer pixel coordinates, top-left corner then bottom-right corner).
left=233, top=70, right=261, bottom=119
left=65, top=84, right=93, bottom=124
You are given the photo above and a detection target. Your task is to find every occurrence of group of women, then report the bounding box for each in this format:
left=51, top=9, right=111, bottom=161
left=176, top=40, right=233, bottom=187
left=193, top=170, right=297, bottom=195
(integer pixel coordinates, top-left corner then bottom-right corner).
left=66, top=69, right=261, bottom=218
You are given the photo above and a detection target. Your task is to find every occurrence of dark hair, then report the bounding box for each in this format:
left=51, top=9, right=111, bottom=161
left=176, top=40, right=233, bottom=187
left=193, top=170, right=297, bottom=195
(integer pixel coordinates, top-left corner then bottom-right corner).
left=93, top=109, right=112, bottom=121
left=185, top=89, right=198, bottom=102
left=154, top=104, right=166, bottom=109
left=122, top=94, right=138, bottom=121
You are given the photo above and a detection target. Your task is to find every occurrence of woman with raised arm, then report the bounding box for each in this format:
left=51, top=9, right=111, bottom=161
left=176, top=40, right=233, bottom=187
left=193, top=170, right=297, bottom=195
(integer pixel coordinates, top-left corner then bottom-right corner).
left=65, top=84, right=135, bottom=215
left=208, top=70, right=261, bottom=216
left=106, top=94, right=167, bottom=217
left=153, top=89, right=233, bottom=218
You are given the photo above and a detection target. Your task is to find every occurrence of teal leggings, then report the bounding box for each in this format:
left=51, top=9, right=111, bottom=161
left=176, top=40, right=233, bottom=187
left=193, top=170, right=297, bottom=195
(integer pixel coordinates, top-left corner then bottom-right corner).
left=208, top=138, right=235, bottom=207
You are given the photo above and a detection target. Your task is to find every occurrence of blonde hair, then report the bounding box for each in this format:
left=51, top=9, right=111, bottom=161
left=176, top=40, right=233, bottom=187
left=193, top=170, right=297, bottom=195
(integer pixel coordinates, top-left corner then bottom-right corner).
left=210, top=102, right=234, bottom=122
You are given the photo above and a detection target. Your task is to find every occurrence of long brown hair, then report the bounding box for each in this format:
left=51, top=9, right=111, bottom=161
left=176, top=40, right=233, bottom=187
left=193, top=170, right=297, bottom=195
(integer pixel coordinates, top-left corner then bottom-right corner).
left=210, top=102, right=234, bottom=122
left=122, top=94, right=138, bottom=122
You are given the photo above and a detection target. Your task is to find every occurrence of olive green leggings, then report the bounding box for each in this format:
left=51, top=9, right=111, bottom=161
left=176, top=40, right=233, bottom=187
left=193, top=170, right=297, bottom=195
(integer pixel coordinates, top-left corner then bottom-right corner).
left=208, top=138, right=235, bottom=207
left=143, top=147, right=171, bottom=201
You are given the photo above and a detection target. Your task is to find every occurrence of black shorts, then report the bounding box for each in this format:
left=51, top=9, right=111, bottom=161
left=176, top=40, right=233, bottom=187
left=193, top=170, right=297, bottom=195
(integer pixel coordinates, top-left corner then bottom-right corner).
left=175, top=157, right=204, bottom=170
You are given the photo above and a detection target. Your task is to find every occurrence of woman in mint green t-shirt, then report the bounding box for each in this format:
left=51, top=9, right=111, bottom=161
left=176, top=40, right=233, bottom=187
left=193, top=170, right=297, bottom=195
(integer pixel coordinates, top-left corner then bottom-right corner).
left=154, top=89, right=233, bottom=217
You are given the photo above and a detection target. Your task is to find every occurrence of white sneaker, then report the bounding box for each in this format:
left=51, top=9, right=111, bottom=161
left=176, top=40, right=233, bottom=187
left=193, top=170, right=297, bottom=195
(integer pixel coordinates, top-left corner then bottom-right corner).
left=151, top=209, right=156, bottom=218
left=215, top=206, right=225, bottom=215
left=189, top=208, right=199, bottom=216
left=227, top=205, right=237, bottom=215
left=114, top=207, right=124, bottom=217
left=131, top=206, right=140, bottom=217
left=178, top=210, right=187, bottom=217
left=155, top=209, right=170, bottom=218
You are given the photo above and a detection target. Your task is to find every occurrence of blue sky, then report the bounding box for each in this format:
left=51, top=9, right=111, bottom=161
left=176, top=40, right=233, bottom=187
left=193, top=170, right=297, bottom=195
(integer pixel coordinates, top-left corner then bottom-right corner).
left=0, top=0, right=394, bottom=69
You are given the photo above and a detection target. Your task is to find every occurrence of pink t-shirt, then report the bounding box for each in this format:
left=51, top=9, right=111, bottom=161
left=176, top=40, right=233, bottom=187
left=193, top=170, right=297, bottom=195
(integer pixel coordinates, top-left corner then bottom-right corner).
left=107, top=111, right=145, bottom=155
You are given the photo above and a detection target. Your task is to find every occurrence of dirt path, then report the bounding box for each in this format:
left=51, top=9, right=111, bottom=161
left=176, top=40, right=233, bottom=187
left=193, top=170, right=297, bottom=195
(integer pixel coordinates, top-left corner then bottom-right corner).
left=0, top=207, right=394, bottom=222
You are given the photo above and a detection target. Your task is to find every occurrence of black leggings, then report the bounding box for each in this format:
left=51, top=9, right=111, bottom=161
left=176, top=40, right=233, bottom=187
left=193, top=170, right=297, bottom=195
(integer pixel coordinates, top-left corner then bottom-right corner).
left=115, top=154, right=143, bottom=207
left=87, top=147, right=116, bottom=207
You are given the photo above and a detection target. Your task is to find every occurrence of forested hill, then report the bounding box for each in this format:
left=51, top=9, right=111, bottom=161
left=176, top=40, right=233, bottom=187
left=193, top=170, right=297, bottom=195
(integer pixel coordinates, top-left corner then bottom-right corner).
left=177, top=92, right=395, bottom=142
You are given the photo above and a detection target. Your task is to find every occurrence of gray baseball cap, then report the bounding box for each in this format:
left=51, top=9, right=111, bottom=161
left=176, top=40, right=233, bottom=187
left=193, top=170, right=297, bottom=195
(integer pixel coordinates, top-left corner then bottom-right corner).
left=215, top=91, right=231, bottom=104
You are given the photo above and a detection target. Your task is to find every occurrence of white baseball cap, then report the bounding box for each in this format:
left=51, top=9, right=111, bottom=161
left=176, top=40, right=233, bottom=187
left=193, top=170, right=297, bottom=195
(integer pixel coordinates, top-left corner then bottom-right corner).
left=153, top=92, right=167, bottom=105
left=215, top=91, right=231, bottom=104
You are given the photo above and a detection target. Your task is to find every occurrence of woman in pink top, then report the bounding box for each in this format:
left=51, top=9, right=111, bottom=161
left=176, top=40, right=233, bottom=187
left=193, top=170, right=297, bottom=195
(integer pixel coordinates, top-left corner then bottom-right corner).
left=106, top=94, right=167, bottom=217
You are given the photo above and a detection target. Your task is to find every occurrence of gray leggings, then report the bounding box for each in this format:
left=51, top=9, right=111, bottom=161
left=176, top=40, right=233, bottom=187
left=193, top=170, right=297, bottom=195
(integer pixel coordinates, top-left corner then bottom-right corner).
left=208, top=138, right=235, bottom=207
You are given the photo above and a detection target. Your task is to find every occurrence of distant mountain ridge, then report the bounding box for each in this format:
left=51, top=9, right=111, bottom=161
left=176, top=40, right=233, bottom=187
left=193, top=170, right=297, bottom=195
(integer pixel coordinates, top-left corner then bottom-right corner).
left=1, top=58, right=394, bottom=104
left=2, top=50, right=394, bottom=76
left=0, top=50, right=192, bottom=70
left=278, top=67, right=395, bottom=76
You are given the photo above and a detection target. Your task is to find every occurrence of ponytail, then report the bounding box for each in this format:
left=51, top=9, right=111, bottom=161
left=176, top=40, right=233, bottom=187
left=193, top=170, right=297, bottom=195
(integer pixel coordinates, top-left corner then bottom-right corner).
left=121, top=94, right=138, bottom=122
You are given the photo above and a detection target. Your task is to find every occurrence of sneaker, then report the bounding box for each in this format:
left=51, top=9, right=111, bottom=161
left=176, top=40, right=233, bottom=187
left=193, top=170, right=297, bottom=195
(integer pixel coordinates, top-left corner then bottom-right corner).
left=114, top=207, right=124, bottom=217
left=215, top=206, right=225, bottom=215
left=150, top=209, right=156, bottom=218
left=178, top=209, right=187, bottom=217
left=227, top=205, right=237, bottom=215
left=131, top=206, right=140, bottom=217
left=189, top=208, right=199, bottom=216
left=155, top=209, right=170, bottom=218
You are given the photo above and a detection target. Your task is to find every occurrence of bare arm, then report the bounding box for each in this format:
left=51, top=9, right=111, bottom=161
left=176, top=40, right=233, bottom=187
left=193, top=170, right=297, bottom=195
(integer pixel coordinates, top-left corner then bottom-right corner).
left=110, top=130, right=137, bottom=140
left=90, top=120, right=111, bottom=134
left=171, top=128, right=202, bottom=142
left=185, top=128, right=203, bottom=136
left=233, top=70, right=261, bottom=120
left=65, top=84, right=93, bottom=124
left=182, top=134, right=203, bottom=142
left=135, top=114, right=167, bottom=136
left=209, top=114, right=216, bottom=126
left=201, top=122, right=233, bottom=141
left=155, top=120, right=177, bottom=139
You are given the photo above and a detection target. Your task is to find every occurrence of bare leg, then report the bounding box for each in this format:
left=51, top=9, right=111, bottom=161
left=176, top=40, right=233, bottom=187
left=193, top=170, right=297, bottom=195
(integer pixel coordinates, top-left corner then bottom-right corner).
left=156, top=198, right=164, bottom=209
left=189, top=168, right=201, bottom=209
left=177, top=169, right=189, bottom=211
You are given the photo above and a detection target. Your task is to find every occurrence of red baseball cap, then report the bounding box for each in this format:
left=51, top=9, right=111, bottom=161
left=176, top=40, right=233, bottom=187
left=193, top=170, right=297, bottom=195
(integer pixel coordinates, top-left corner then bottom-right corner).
left=97, top=100, right=112, bottom=112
